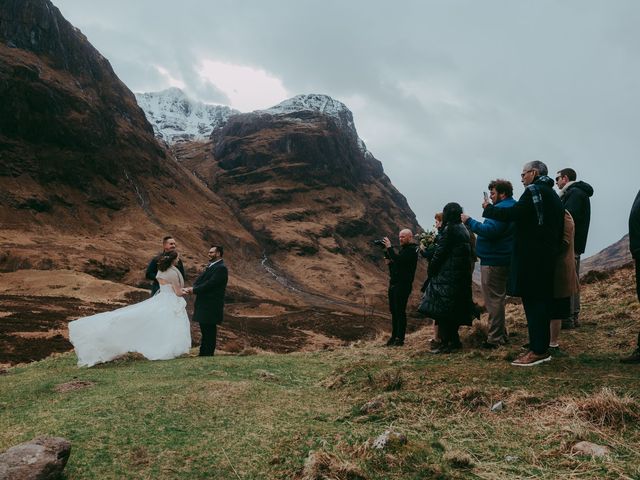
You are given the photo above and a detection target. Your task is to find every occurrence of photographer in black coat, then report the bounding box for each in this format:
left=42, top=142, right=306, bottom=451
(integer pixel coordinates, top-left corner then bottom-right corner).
left=383, top=229, right=418, bottom=347
left=621, top=189, right=640, bottom=364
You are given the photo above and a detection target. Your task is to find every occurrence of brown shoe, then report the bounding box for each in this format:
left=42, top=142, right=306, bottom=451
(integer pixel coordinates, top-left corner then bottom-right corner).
left=511, top=351, right=551, bottom=367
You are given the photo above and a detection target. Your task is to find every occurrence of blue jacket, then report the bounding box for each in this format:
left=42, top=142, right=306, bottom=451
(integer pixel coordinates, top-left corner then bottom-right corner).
left=466, top=197, right=516, bottom=266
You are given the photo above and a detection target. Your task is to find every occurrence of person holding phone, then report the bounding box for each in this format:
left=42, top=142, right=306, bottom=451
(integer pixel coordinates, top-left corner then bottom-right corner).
left=461, top=179, right=516, bottom=349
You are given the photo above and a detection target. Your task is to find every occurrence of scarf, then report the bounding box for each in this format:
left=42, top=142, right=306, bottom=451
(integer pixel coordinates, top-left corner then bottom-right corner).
left=558, top=180, right=575, bottom=198
left=526, top=175, right=554, bottom=226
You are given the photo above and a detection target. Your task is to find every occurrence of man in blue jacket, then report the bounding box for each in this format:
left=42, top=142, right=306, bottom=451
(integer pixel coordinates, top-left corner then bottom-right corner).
left=462, top=179, right=516, bottom=348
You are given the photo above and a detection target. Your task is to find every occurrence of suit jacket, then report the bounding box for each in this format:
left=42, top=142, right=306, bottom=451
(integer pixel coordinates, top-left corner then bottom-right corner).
left=192, top=260, right=228, bottom=325
left=146, top=255, right=185, bottom=295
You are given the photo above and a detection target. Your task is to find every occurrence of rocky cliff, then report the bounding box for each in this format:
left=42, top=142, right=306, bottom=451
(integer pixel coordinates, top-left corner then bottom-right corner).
left=178, top=94, right=423, bottom=302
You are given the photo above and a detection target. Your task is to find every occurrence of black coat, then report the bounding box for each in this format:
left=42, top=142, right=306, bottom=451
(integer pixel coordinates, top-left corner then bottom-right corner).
left=483, top=177, right=564, bottom=299
left=561, top=181, right=593, bottom=255
left=192, top=260, right=228, bottom=325
left=145, top=256, right=186, bottom=295
left=421, top=223, right=473, bottom=324
left=630, top=189, right=640, bottom=260
left=387, top=243, right=418, bottom=289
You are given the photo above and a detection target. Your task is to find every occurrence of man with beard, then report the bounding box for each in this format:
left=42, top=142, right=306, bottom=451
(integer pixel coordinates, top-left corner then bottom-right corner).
left=383, top=229, right=418, bottom=347
left=146, top=236, right=186, bottom=296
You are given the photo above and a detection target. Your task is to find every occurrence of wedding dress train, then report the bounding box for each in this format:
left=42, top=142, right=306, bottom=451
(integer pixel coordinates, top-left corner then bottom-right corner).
left=68, top=283, right=191, bottom=367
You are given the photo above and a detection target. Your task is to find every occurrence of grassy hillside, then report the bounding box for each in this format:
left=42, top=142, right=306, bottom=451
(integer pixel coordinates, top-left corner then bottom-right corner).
left=1, top=265, right=640, bottom=479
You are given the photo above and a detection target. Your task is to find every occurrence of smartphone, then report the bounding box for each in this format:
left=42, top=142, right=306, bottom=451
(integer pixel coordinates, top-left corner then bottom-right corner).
left=483, top=191, right=489, bottom=202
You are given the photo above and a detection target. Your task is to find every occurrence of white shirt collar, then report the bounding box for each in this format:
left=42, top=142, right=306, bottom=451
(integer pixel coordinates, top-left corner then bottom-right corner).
left=208, top=259, right=222, bottom=268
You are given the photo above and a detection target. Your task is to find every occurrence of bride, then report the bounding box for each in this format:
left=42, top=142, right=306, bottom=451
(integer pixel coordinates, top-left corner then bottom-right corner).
left=69, top=251, right=191, bottom=367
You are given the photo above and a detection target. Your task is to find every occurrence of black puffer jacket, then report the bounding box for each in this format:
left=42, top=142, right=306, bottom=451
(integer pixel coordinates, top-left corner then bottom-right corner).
left=561, top=181, right=594, bottom=255
left=630, top=189, right=640, bottom=260
left=421, top=223, right=473, bottom=324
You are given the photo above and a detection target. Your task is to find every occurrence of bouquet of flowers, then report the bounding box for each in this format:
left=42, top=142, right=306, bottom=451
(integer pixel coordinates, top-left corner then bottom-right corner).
left=419, top=229, right=437, bottom=249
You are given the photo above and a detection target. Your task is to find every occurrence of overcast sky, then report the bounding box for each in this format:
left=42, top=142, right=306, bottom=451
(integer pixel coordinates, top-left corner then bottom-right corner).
left=55, top=0, right=640, bottom=257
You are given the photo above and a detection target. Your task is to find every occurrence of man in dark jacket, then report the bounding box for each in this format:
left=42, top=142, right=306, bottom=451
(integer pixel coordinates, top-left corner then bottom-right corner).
left=483, top=160, right=564, bottom=366
left=462, top=179, right=516, bottom=348
left=556, top=168, right=594, bottom=328
left=183, top=246, right=228, bottom=356
left=383, top=229, right=418, bottom=346
left=621, top=190, right=640, bottom=364
left=145, top=236, right=186, bottom=296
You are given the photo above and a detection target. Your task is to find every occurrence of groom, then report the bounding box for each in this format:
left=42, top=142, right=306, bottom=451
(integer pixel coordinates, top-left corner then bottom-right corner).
left=183, top=246, right=228, bottom=356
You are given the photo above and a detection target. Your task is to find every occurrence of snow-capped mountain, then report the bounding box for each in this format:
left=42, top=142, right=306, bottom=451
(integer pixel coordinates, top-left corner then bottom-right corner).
left=135, top=88, right=239, bottom=144
left=258, top=94, right=370, bottom=155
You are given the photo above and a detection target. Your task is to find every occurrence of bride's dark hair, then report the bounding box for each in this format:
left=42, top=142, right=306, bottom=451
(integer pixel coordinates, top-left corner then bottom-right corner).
left=157, top=251, right=178, bottom=272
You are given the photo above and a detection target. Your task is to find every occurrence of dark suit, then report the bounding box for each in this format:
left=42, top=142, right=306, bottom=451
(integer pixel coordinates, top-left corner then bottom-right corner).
left=192, top=259, right=228, bottom=356
left=146, top=255, right=185, bottom=296
left=386, top=243, right=418, bottom=343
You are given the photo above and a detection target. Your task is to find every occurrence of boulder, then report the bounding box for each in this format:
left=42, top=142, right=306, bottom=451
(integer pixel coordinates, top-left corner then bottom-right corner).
left=370, top=430, right=407, bottom=450
left=0, top=436, right=71, bottom=479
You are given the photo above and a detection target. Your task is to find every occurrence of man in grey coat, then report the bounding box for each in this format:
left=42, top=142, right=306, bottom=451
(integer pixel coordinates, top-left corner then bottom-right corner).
left=183, top=246, right=228, bottom=356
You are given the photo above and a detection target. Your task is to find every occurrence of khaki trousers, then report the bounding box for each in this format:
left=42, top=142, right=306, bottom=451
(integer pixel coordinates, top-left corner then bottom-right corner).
left=481, top=265, right=510, bottom=345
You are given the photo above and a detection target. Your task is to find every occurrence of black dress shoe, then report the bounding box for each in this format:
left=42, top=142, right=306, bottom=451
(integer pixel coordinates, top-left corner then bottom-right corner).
left=481, top=341, right=499, bottom=350
left=393, top=339, right=405, bottom=347
left=385, top=337, right=397, bottom=347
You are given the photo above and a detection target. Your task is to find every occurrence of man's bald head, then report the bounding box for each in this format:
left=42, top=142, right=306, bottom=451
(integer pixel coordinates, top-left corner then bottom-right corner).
left=399, top=229, right=413, bottom=245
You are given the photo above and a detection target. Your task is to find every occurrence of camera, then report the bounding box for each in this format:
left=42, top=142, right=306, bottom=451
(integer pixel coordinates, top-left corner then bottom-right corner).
left=373, top=239, right=386, bottom=247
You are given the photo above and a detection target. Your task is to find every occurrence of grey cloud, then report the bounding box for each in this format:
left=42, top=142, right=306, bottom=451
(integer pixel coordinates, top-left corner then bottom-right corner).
left=53, top=0, right=640, bottom=255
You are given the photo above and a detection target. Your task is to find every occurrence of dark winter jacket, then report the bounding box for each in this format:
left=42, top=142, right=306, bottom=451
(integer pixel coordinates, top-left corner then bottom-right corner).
left=387, top=243, right=418, bottom=289
left=421, top=223, right=473, bottom=324
left=192, top=260, right=228, bottom=325
left=483, top=176, right=564, bottom=299
left=630, top=190, right=640, bottom=260
left=466, top=196, right=516, bottom=266
left=560, top=181, right=594, bottom=255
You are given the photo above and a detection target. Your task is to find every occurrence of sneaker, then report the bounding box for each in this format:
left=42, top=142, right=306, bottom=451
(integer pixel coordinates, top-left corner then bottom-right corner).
left=511, top=351, right=552, bottom=367
left=620, top=348, right=640, bottom=364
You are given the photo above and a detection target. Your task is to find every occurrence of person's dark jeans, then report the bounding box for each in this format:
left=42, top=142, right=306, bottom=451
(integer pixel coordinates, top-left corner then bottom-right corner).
left=521, top=296, right=551, bottom=355
left=388, top=284, right=411, bottom=342
left=199, top=323, right=217, bottom=356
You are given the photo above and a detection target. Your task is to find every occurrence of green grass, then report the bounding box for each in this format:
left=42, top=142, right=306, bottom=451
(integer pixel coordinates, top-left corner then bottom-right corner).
left=2, top=266, right=640, bottom=479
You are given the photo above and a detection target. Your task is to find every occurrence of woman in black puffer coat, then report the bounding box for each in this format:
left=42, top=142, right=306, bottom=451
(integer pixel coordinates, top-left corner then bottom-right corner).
left=420, top=202, right=473, bottom=352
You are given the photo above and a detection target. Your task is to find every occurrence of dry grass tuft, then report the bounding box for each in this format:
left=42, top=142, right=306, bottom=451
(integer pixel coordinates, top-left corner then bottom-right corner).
left=54, top=380, right=95, bottom=393
left=299, top=450, right=367, bottom=480
left=443, top=449, right=475, bottom=469
left=319, top=374, right=347, bottom=390
left=450, top=386, right=488, bottom=410
left=460, top=321, right=488, bottom=348
left=508, top=389, right=543, bottom=407
left=565, top=387, right=640, bottom=429
left=372, top=369, right=404, bottom=392
left=223, top=340, right=244, bottom=353
left=237, top=347, right=258, bottom=356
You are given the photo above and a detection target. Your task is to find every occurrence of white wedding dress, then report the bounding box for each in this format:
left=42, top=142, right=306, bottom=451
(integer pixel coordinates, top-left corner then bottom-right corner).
left=68, top=266, right=191, bottom=367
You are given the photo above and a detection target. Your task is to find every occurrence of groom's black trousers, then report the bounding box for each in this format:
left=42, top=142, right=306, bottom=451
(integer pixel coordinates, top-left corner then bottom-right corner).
left=199, top=323, right=217, bottom=356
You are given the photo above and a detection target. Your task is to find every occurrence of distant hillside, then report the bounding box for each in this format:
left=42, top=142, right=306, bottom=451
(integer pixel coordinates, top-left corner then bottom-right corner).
left=581, top=234, right=632, bottom=275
